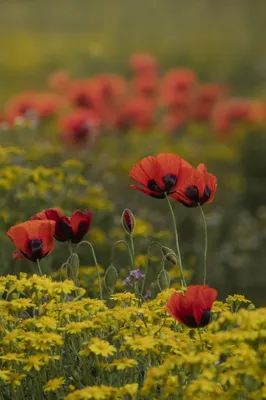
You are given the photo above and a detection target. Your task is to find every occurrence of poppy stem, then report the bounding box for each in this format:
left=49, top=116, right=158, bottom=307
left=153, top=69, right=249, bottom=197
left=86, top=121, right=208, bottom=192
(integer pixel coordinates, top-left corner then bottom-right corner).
left=76, top=241, right=103, bottom=300
left=111, top=240, right=134, bottom=270
left=198, top=329, right=205, bottom=350
left=165, top=195, right=186, bottom=288
left=199, top=205, right=208, bottom=285
left=36, top=259, right=43, bottom=276
left=68, top=241, right=73, bottom=256
left=129, top=234, right=135, bottom=266
left=141, top=241, right=164, bottom=296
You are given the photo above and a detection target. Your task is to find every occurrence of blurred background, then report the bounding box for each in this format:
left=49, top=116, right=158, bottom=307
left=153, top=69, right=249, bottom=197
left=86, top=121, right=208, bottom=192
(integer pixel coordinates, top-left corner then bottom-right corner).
left=0, top=0, right=266, bottom=304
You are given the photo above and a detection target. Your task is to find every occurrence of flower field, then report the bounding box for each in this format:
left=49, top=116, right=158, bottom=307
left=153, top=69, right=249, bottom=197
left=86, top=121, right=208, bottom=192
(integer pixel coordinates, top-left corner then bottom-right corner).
left=1, top=29, right=266, bottom=397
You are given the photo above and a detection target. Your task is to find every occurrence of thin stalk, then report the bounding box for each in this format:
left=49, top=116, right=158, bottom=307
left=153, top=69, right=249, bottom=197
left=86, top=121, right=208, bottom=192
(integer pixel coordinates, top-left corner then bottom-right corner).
left=199, top=205, right=208, bottom=285
left=111, top=239, right=134, bottom=269
left=76, top=241, right=103, bottom=300
left=198, top=329, right=205, bottom=350
left=68, top=241, right=73, bottom=256
left=36, top=259, right=43, bottom=276
left=129, top=234, right=135, bottom=266
left=140, top=241, right=165, bottom=295
left=165, top=195, right=186, bottom=287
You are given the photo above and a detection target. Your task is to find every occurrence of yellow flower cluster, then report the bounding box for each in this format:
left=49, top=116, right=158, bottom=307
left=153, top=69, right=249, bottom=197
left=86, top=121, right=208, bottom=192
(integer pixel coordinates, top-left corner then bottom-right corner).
left=0, top=274, right=265, bottom=399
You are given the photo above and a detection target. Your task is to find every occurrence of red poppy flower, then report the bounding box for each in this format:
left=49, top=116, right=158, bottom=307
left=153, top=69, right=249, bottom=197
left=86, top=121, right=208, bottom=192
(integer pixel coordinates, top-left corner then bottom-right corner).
left=5, top=92, right=63, bottom=124
left=67, top=79, right=98, bottom=110
left=194, top=83, right=228, bottom=121
left=129, top=52, right=158, bottom=76
left=166, top=285, right=217, bottom=328
left=30, top=208, right=92, bottom=243
left=131, top=74, right=158, bottom=97
left=171, top=163, right=217, bottom=207
left=7, top=220, right=55, bottom=262
left=48, top=70, right=71, bottom=92
left=116, top=97, right=155, bottom=131
left=129, top=153, right=192, bottom=198
left=58, top=109, right=100, bottom=146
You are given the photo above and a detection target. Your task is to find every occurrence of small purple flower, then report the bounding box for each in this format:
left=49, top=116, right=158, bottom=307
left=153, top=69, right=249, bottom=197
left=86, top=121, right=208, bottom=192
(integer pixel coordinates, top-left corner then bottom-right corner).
left=129, top=269, right=145, bottom=280
left=144, top=289, right=152, bottom=300
left=122, top=276, right=132, bottom=287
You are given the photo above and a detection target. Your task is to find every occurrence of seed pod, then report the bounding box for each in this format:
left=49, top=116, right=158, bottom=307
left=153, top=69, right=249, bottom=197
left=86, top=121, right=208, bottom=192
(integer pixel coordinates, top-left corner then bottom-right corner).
left=104, top=264, right=118, bottom=294
left=121, top=209, right=135, bottom=234
left=157, top=269, right=171, bottom=291
left=162, top=246, right=178, bottom=265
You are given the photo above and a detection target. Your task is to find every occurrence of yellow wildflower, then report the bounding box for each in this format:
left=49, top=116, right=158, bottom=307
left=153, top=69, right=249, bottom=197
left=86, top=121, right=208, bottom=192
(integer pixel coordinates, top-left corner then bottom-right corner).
left=43, top=377, right=65, bottom=392
left=80, top=338, right=116, bottom=358
left=106, top=358, right=138, bottom=370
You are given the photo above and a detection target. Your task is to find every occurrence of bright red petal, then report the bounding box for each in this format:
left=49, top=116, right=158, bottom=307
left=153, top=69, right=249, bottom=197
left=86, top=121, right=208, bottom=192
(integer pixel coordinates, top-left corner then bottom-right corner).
left=129, top=184, right=159, bottom=197
left=7, top=223, right=30, bottom=257
left=37, top=221, right=56, bottom=256
left=190, top=285, right=217, bottom=325
left=30, top=208, right=63, bottom=221
left=70, top=210, right=92, bottom=235
left=166, top=292, right=186, bottom=324
left=12, top=248, right=26, bottom=260
left=129, top=156, right=157, bottom=187
left=155, top=153, right=182, bottom=188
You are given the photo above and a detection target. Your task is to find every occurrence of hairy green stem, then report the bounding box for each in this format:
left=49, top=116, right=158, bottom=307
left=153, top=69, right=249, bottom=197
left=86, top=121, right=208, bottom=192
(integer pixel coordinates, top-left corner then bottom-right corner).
left=68, top=241, right=73, bottom=256
left=199, top=205, right=208, bottom=285
left=111, top=240, right=134, bottom=269
left=36, top=259, right=43, bottom=276
left=76, top=241, right=103, bottom=300
left=165, top=195, right=186, bottom=287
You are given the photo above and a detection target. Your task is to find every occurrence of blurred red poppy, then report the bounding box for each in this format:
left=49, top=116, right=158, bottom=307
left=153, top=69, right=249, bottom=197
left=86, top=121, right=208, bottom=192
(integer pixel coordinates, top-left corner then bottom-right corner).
left=7, top=220, right=55, bottom=262
left=194, top=83, right=228, bottom=121
left=129, top=52, right=158, bottom=76
left=67, top=79, right=97, bottom=110
left=166, top=285, right=217, bottom=328
left=48, top=71, right=71, bottom=92
left=31, top=208, right=92, bottom=243
left=129, top=153, right=192, bottom=198
left=171, top=163, right=217, bottom=207
left=5, top=92, right=63, bottom=124
left=131, top=74, right=158, bottom=98
left=58, top=109, right=100, bottom=146
left=116, top=97, right=155, bottom=131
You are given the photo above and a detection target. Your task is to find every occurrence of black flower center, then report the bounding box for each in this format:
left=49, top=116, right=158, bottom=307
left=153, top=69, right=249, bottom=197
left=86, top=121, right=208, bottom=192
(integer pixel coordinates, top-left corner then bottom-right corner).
left=75, top=94, right=92, bottom=108
left=163, top=174, right=178, bottom=192
left=148, top=174, right=177, bottom=197
left=28, top=239, right=43, bottom=262
left=184, top=185, right=212, bottom=206
left=72, top=221, right=90, bottom=243
left=55, top=220, right=73, bottom=242
left=183, top=309, right=211, bottom=328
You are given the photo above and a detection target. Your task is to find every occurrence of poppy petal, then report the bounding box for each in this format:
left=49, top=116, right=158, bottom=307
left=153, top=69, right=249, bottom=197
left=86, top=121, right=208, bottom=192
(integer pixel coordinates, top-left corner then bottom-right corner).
left=12, top=248, right=25, bottom=260
left=7, top=224, right=30, bottom=257
left=166, top=292, right=187, bottom=324
left=38, top=220, right=56, bottom=256
left=70, top=210, right=92, bottom=242
left=129, top=156, right=157, bottom=187
left=30, top=208, right=63, bottom=221
left=130, top=184, right=165, bottom=198
left=155, top=153, right=182, bottom=190
left=192, top=286, right=217, bottom=325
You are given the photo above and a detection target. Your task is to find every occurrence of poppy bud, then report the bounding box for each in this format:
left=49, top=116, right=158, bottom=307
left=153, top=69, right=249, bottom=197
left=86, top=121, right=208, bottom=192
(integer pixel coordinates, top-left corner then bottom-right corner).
left=157, top=269, right=171, bottom=291
left=162, top=246, right=178, bottom=265
left=121, top=209, right=135, bottom=234
left=104, top=264, right=118, bottom=294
